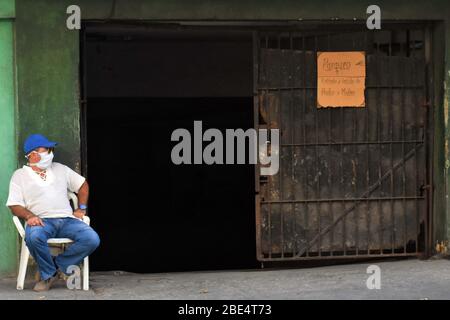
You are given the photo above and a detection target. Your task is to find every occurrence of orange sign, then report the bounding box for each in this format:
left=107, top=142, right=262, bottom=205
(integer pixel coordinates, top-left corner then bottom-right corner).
left=317, top=51, right=366, bottom=108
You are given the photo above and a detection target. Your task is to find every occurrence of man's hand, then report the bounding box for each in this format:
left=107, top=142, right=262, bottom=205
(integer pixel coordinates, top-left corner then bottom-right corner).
left=9, top=205, right=43, bottom=226
left=73, top=209, right=86, bottom=219
left=26, top=215, right=44, bottom=227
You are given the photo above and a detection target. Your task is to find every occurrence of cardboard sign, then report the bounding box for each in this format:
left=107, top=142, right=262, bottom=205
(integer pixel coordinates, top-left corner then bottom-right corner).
left=317, top=51, right=366, bottom=108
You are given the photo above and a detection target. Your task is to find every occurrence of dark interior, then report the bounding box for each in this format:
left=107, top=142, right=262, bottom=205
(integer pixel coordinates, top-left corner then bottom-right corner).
left=83, top=26, right=257, bottom=272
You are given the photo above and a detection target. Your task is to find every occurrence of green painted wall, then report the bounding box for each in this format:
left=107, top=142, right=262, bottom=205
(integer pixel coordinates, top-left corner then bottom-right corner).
left=0, top=0, right=14, bottom=19
left=15, top=0, right=80, bottom=171
left=0, top=0, right=17, bottom=276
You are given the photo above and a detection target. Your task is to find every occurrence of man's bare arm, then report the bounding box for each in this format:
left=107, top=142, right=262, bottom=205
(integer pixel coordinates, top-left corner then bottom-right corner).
left=9, top=205, right=34, bottom=220
left=77, top=181, right=89, bottom=206
left=8, top=205, right=44, bottom=226
left=73, top=181, right=89, bottom=219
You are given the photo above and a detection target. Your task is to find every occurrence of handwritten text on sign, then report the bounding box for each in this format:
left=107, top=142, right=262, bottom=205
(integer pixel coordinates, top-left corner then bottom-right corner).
left=317, top=51, right=366, bottom=108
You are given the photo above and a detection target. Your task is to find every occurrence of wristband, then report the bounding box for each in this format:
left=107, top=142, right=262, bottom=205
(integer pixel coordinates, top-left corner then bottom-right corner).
left=79, top=204, right=87, bottom=210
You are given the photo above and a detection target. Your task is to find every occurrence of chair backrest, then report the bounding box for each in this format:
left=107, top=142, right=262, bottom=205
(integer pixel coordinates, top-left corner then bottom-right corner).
left=12, top=216, right=25, bottom=239
left=68, top=192, right=78, bottom=210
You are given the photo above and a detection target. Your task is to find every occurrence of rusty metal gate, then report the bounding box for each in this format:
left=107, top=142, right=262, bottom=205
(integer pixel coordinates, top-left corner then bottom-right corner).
left=255, top=25, right=433, bottom=261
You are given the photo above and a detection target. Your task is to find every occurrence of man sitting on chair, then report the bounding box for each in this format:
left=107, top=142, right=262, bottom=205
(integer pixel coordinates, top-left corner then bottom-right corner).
left=6, top=134, right=100, bottom=292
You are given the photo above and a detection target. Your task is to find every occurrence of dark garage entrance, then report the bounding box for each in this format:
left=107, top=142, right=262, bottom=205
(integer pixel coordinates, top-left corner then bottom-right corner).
left=81, top=25, right=257, bottom=272
left=80, top=22, right=433, bottom=272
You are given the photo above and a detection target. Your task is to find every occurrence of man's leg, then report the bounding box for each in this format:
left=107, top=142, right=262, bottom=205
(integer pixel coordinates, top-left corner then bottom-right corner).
left=25, top=219, right=58, bottom=281
left=54, top=218, right=100, bottom=274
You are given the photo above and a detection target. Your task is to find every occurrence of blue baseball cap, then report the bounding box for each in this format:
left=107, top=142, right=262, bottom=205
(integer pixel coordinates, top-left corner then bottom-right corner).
left=24, top=134, right=58, bottom=155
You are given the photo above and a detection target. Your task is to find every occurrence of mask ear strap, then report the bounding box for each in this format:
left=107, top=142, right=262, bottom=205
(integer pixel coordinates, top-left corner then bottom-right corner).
left=25, top=150, right=37, bottom=160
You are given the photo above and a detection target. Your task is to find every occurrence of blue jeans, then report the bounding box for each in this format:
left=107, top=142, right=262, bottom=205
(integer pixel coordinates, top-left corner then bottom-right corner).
left=25, top=218, right=100, bottom=281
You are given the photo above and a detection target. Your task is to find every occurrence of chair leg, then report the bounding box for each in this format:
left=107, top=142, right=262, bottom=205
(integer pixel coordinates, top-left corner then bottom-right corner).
left=83, top=256, right=89, bottom=291
left=17, top=240, right=30, bottom=290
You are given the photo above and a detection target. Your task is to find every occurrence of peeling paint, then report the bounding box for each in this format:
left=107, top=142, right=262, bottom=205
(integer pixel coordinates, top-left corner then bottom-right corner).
left=0, top=16, right=18, bottom=276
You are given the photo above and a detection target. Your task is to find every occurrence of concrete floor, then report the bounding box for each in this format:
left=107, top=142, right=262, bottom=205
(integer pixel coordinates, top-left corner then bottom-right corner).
left=1, top=258, right=450, bottom=300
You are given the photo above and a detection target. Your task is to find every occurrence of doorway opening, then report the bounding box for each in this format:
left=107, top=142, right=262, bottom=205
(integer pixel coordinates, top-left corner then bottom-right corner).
left=81, top=24, right=257, bottom=273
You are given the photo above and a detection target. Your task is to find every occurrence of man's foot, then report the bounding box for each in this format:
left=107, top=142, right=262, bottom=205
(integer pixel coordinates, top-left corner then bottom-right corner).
left=58, top=270, right=69, bottom=281
left=33, top=273, right=58, bottom=292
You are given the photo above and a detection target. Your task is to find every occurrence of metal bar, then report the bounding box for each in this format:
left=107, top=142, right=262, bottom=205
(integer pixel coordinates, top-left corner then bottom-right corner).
left=401, top=31, right=408, bottom=254
left=389, top=32, right=395, bottom=254
left=279, top=140, right=425, bottom=147
left=365, top=32, right=371, bottom=254
left=341, top=78, right=346, bottom=256
left=277, top=33, right=285, bottom=259
left=411, top=30, right=420, bottom=254
left=265, top=34, right=273, bottom=259
left=327, top=33, right=334, bottom=256
left=314, top=35, right=322, bottom=256
left=257, top=85, right=425, bottom=90
left=253, top=30, right=261, bottom=195
left=268, top=99, right=272, bottom=259
left=302, top=34, right=309, bottom=257
left=289, top=31, right=298, bottom=256
left=424, top=25, right=433, bottom=257
left=352, top=33, right=359, bottom=255
left=262, top=196, right=425, bottom=204
left=253, top=31, right=263, bottom=261
left=259, top=252, right=419, bottom=262
left=255, top=196, right=263, bottom=260
left=377, top=36, right=383, bottom=254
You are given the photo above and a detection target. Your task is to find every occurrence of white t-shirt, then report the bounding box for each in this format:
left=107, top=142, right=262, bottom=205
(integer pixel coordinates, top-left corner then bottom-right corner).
left=6, top=162, right=86, bottom=219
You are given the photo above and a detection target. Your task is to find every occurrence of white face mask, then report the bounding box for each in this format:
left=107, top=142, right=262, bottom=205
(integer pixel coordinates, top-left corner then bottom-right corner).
left=29, top=151, right=54, bottom=170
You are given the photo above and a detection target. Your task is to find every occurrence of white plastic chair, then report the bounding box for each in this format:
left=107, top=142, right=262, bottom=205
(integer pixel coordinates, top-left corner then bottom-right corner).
left=12, top=192, right=90, bottom=290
